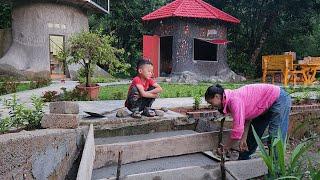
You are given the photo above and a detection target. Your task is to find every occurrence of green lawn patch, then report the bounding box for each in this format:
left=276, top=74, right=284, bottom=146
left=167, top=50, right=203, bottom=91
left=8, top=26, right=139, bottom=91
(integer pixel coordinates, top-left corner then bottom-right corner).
left=98, top=83, right=244, bottom=100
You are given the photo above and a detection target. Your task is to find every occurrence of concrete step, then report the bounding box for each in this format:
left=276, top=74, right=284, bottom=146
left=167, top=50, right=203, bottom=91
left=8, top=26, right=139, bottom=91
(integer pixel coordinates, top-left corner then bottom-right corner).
left=92, top=153, right=218, bottom=180
left=94, top=130, right=197, bottom=145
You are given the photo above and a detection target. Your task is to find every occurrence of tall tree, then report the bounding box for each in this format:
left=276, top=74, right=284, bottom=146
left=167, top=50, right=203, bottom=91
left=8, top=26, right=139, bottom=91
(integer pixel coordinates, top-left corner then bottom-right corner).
left=208, top=0, right=320, bottom=77
left=89, top=0, right=170, bottom=75
left=0, top=2, right=11, bottom=29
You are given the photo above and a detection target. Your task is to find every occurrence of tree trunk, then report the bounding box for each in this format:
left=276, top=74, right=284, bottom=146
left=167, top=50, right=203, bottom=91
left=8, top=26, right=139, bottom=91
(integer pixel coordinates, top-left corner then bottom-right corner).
left=249, top=13, right=278, bottom=66
left=85, top=63, right=90, bottom=87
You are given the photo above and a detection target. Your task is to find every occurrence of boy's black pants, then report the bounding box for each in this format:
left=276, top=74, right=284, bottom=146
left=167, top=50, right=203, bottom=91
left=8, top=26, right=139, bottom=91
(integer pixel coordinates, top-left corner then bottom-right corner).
left=126, top=86, right=155, bottom=112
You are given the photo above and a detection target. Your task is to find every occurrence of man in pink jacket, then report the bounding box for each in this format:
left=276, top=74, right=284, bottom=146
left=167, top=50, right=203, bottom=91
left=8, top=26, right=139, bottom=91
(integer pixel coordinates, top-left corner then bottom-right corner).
left=205, top=84, right=291, bottom=160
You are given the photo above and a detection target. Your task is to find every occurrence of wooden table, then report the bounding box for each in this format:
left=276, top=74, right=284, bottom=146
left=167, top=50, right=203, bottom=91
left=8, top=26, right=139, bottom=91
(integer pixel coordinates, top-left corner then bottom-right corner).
left=299, top=64, right=320, bottom=85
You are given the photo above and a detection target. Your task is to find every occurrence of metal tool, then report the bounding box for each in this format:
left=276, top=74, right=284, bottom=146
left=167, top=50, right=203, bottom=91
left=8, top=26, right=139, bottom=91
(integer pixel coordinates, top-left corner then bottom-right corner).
left=84, top=107, right=168, bottom=118
left=217, top=117, right=239, bottom=180
left=84, top=107, right=126, bottom=118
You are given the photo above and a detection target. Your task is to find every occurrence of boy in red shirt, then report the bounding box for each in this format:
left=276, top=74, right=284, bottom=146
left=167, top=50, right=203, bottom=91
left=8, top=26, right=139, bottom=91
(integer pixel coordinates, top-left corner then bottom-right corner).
left=125, top=58, right=163, bottom=118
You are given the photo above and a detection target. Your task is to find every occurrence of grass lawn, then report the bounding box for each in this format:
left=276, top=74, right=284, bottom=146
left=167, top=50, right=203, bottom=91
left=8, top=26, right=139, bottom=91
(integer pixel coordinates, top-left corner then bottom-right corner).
left=16, top=83, right=32, bottom=92
left=98, top=82, right=320, bottom=100
left=98, top=83, right=244, bottom=100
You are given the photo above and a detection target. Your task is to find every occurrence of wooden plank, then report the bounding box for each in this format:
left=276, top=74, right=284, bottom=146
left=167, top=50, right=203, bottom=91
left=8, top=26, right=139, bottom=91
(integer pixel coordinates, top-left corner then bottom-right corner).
left=94, top=130, right=231, bottom=169
left=77, top=124, right=95, bottom=180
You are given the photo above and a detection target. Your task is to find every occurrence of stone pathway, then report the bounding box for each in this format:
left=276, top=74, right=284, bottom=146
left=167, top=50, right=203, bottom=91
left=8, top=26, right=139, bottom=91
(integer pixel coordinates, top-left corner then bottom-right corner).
left=0, top=80, right=131, bottom=104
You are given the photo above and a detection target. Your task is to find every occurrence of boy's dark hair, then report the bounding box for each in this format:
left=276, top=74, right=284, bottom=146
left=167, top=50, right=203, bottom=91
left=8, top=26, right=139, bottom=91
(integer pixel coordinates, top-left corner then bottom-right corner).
left=136, top=58, right=153, bottom=72
left=205, top=84, right=224, bottom=101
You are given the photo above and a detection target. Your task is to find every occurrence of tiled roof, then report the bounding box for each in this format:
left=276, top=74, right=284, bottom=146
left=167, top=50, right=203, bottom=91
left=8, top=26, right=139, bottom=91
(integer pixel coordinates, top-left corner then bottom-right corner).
left=142, top=0, right=240, bottom=23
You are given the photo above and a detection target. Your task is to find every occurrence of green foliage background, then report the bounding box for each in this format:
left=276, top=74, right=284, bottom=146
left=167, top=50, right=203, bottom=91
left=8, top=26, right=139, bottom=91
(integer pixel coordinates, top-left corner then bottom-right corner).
left=2, top=1, right=320, bottom=78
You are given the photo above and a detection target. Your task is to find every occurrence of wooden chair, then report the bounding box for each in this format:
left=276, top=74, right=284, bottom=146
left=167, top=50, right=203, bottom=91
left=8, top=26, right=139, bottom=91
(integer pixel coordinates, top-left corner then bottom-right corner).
left=262, top=55, right=303, bottom=86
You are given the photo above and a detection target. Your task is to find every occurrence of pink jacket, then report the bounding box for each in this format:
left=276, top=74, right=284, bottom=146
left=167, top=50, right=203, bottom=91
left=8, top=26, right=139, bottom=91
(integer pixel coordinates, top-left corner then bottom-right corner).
left=222, top=84, right=280, bottom=140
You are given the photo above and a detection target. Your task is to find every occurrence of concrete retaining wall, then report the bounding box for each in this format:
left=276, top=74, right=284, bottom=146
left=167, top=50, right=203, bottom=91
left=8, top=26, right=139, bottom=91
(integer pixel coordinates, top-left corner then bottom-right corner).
left=0, top=28, right=12, bottom=58
left=0, top=128, right=87, bottom=179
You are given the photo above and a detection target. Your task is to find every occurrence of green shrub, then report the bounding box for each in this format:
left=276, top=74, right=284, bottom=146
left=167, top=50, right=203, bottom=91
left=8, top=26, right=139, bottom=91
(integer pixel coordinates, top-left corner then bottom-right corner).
left=0, top=117, right=12, bottom=133
left=30, top=77, right=51, bottom=89
left=60, top=88, right=89, bottom=101
left=0, top=78, right=17, bottom=95
left=193, top=95, right=202, bottom=110
left=42, top=91, right=59, bottom=102
left=0, top=95, right=45, bottom=133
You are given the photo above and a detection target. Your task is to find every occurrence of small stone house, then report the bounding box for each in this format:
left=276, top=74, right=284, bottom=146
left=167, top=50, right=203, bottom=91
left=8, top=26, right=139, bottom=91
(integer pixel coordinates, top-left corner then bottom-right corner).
left=142, top=0, right=244, bottom=82
left=0, top=0, right=109, bottom=79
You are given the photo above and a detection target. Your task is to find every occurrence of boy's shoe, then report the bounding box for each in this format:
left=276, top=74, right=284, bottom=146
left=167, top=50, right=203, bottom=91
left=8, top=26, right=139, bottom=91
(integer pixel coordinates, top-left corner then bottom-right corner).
left=142, top=107, right=155, bottom=117
left=131, top=111, right=142, bottom=118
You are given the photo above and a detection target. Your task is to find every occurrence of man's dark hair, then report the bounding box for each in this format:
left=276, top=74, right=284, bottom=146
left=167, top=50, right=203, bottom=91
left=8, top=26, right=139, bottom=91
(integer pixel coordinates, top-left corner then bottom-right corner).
left=136, top=58, right=153, bottom=72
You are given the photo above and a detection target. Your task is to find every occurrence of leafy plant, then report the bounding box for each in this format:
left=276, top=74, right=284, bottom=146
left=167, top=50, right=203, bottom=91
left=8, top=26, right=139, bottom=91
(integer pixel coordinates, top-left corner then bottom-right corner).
left=1, top=95, right=46, bottom=133
left=42, top=91, right=59, bottom=102
left=193, top=95, right=202, bottom=110
left=59, top=31, right=130, bottom=87
left=0, top=117, right=12, bottom=133
left=252, top=127, right=317, bottom=179
left=0, top=78, right=18, bottom=95
left=30, top=77, right=51, bottom=89
left=60, top=87, right=89, bottom=101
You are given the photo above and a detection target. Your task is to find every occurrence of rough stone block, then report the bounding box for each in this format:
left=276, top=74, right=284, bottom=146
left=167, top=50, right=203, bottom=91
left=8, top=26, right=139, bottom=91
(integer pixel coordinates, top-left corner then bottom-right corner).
left=49, top=101, right=79, bottom=114
left=41, top=114, right=79, bottom=129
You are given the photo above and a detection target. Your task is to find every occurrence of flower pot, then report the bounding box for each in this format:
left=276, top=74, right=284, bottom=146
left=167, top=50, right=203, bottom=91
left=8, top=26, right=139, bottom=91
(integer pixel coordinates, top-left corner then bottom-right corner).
left=76, top=84, right=100, bottom=100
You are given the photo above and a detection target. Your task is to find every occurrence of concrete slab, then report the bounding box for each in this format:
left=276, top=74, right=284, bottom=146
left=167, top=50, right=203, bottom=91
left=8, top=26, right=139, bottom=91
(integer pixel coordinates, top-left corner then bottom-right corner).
left=77, top=124, right=95, bottom=180
left=49, top=101, right=79, bottom=114
left=225, top=158, right=268, bottom=179
left=95, top=130, right=197, bottom=145
left=80, top=110, right=189, bottom=131
left=94, top=130, right=231, bottom=169
left=92, top=153, right=219, bottom=180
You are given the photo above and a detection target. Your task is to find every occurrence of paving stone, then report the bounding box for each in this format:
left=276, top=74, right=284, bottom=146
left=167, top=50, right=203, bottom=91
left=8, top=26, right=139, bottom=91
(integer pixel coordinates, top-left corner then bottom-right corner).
left=41, top=113, right=79, bottom=129
left=116, top=109, right=130, bottom=118
left=49, top=101, right=79, bottom=114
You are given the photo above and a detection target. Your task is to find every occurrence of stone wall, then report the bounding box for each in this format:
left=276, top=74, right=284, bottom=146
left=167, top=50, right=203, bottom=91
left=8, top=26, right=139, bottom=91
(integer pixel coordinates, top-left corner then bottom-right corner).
left=0, top=28, right=12, bottom=58
left=0, top=128, right=87, bottom=179
left=146, top=18, right=244, bottom=82
left=0, top=2, right=89, bottom=79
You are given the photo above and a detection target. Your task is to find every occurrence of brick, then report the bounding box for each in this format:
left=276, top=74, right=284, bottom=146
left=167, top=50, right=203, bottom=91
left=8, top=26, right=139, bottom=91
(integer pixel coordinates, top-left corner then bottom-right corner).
left=41, top=114, right=79, bottom=129
left=49, top=101, right=79, bottom=114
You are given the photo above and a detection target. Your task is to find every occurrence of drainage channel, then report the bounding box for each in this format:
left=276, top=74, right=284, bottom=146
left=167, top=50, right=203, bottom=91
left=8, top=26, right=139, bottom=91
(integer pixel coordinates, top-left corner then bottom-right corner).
left=76, top=110, right=267, bottom=180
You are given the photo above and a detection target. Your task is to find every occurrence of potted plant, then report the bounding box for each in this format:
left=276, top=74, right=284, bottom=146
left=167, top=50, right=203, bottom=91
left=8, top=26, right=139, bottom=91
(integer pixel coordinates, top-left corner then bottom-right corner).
left=59, top=31, right=129, bottom=100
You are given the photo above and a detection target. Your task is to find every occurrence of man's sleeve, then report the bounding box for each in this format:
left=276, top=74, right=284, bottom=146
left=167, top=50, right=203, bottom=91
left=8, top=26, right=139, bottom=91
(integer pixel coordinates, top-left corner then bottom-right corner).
left=229, top=98, right=245, bottom=140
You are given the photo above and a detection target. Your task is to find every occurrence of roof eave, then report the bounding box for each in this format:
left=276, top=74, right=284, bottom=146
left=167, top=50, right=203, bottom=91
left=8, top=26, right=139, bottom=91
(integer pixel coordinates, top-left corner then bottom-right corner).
left=143, top=16, right=240, bottom=24
left=86, top=0, right=109, bottom=14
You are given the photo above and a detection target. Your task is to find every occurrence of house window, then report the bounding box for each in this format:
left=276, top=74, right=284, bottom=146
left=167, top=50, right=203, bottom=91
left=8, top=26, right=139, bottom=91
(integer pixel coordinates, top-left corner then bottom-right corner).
left=193, top=39, right=217, bottom=61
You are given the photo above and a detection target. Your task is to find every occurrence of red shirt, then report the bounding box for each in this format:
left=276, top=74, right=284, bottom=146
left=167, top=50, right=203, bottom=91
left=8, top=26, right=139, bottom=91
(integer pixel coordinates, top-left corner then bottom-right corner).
left=129, top=76, right=156, bottom=91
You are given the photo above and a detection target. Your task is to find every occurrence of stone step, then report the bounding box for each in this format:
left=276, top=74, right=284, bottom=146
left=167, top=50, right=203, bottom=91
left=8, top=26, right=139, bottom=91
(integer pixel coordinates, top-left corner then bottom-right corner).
left=92, top=153, right=219, bottom=180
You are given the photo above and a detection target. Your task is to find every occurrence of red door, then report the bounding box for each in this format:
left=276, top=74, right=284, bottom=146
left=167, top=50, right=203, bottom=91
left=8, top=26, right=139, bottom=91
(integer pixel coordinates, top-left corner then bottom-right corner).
left=143, top=35, right=159, bottom=78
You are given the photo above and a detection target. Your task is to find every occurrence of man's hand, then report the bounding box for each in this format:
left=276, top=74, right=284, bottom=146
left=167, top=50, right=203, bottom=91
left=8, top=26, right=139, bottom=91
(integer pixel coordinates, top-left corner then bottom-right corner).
left=239, top=140, right=248, bottom=152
